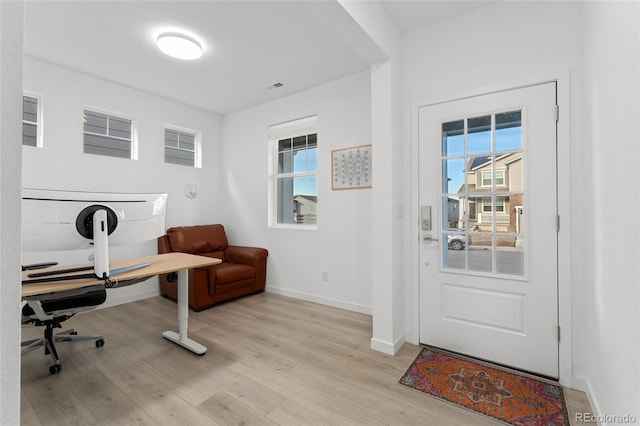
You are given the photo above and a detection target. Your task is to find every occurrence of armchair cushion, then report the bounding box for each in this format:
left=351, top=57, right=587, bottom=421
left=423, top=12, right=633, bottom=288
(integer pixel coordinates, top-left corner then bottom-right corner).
left=214, top=263, right=255, bottom=284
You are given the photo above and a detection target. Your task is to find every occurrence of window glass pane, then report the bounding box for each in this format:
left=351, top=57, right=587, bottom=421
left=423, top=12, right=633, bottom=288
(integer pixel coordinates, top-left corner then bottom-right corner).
left=293, top=149, right=307, bottom=173
left=443, top=196, right=462, bottom=229
left=307, top=133, right=317, bottom=148
left=276, top=176, right=317, bottom=225
left=179, top=132, right=196, bottom=151
left=278, top=151, right=292, bottom=173
left=307, top=146, right=318, bottom=172
left=292, top=135, right=307, bottom=150
left=469, top=235, right=493, bottom=273
left=165, top=129, right=179, bottom=148
left=23, top=123, right=37, bottom=146
left=495, top=169, right=505, bottom=186
left=23, top=96, right=38, bottom=123
left=165, top=147, right=195, bottom=166
left=84, top=134, right=131, bottom=158
left=500, top=194, right=525, bottom=234
left=109, top=116, right=131, bottom=139
left=84, top=110, right=108, bottom=135
left=469, top=241, right=493, bottom=273
left=496, top=236, right=524, bottom=276
left=496, top=111, right=522, bottom=151
left=442, top=233, right=467, bottom=271
left=443, top=158, right=465, bottom=193
left=278, top=138, right=291, bottom=152
left=468, top=115, right=491, bottom=154
left=505, top=155, right=523, bottom=191
left=468, top=196, right=492, bottom=232
left=442, top=120, right=464, bottom=156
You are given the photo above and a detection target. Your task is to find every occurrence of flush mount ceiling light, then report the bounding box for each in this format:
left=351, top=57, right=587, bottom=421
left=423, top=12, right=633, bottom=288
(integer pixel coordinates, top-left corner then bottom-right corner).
left=156, top=32, right=203, bottom=60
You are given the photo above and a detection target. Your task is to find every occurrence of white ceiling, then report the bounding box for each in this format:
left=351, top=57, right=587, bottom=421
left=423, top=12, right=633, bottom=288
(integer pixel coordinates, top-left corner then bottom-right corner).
left=24, top=1, right=491, bottom=115
left=379, top=0, right=493, bottom=33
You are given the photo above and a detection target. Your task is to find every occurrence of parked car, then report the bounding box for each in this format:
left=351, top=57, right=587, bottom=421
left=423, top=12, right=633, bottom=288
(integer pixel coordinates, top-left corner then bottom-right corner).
left=447, top=230, right=471, bottom=250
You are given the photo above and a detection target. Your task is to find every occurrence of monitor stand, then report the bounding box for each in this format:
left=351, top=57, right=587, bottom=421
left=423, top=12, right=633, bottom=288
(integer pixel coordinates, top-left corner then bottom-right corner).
left=92, top=209, right=110, bottom=279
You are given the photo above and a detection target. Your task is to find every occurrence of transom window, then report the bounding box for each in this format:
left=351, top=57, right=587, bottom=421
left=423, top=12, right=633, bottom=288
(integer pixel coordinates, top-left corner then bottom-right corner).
left=83, top=109, right=134, bottom=159
left=22, top=95, right=41, bottom=147
left=164, top=127, right=200, bottom=168
left=269, top=116, right=318, bottom=228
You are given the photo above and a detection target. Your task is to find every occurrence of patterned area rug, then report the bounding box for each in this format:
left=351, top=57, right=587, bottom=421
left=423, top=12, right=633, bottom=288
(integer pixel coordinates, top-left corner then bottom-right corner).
left=399, top=346, right=569, bottom=425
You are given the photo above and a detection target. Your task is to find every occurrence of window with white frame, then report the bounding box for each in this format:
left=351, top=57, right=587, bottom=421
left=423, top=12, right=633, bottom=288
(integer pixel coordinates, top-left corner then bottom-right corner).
left=164, top=127, right=200, bottom=167
left=269, top=116, right=318, bottom=227
left=481, top=169, right=505, bottom=187
left=83, top=109, right=134, bottom=159
left=22, top=95, right=41, bottom=147
left=482, top=197, right=505, bottom=213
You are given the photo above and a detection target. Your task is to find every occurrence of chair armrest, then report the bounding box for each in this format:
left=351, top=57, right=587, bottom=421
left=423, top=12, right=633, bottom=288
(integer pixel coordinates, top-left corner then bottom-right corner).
left=158, top=235, right=172, bottom=254
left=225, top=246, right=268, bottom=267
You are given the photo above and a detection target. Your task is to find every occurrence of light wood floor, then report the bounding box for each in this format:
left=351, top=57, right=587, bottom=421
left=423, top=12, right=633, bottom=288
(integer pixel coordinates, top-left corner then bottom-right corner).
left=21, top=292, right=592, bottom=425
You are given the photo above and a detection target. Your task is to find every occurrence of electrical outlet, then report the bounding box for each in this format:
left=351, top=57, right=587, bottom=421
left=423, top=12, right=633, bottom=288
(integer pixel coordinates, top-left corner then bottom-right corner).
left=321, top=270, right=329, bottom=281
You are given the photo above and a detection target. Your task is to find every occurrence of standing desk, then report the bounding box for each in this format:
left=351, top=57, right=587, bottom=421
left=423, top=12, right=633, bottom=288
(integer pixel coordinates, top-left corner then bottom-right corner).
left=22, top=252, right=221, bottom=354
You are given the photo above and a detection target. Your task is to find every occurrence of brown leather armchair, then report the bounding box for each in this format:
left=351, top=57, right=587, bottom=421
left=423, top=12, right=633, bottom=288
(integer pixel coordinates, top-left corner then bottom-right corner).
left=158, top=224, right=268, bottom=311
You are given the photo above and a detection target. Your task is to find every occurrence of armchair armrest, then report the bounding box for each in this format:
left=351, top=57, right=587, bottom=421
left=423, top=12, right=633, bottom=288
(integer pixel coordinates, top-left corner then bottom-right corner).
left=225, top=246, right=268, bottom=266
left=226, top=245, right=268, bottom=293
left=158, top=235, right=172, bottom=254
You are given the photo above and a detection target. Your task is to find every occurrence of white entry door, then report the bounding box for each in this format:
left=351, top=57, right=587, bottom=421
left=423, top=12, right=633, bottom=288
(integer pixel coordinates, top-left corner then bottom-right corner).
left=419, top=83, right=559, bottom=378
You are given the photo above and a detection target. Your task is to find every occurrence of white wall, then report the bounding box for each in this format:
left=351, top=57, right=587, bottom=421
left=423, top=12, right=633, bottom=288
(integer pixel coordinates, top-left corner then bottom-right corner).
left=22, top=57, right=223, bottom=305
left=221, top=71, right=373, bottom=314
left=401, top=0, right=583, bottom=381
left=0, top=2, right=24, bottom=424
left=582, top=1, right=640, bottom=421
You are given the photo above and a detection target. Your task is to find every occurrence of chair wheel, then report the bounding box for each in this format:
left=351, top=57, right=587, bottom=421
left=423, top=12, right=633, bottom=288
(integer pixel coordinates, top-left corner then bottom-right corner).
left=49, top=364, right=61, bottom=374
left=95, top=338, right=105, bottom=348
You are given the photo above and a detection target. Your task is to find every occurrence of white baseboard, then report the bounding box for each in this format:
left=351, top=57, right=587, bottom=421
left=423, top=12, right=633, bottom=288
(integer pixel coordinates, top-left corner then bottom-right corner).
left=370, top=334, right=406, bottom=355
left=265, top=285, right=372, bottom=315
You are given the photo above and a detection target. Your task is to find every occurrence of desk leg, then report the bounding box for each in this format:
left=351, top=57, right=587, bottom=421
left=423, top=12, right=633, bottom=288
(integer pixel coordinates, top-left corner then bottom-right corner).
left=162, top=268, right=207, bottom=355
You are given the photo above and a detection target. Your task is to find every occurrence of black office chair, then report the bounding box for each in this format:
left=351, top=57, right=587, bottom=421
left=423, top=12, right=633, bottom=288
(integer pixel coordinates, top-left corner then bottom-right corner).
left=21, top=287, right=106, bottom=374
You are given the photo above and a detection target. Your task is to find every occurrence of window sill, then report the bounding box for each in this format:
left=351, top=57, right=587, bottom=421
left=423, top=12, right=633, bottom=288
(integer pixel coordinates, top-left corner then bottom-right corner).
left=269, top=223, right=317, bottom=231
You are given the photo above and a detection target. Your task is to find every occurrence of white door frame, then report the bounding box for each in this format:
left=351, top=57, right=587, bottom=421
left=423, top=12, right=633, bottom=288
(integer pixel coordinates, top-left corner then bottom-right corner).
left=409, top=71, right=573, bottom=387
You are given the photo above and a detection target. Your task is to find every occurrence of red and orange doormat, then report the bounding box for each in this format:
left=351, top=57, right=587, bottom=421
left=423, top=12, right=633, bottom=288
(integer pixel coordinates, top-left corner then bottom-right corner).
left=399, top=346, right=569, bottom=425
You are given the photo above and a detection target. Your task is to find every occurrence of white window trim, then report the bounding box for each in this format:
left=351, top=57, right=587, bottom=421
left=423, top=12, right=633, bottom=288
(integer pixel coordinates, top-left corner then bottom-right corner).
left=268, top=115, right=318, bottom=230
left=164, top=124, right=202, bottom=168
left=23, top=92, right=43, bottom=148
left=83, top=105, right=138, bottom=160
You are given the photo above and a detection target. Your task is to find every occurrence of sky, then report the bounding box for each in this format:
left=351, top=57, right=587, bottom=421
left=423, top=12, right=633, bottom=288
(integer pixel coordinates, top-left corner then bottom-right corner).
left=292, top=147, right=318, bottom=196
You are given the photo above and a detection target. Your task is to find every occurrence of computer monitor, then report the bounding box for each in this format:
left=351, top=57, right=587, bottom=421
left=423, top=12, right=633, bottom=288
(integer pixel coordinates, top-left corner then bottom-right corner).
left=22, top=188, right=168, bottom=279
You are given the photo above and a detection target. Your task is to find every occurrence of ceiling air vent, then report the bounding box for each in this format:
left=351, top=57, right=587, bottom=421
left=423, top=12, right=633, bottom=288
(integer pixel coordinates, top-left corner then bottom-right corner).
left=266, top=82, right=284, bottom=90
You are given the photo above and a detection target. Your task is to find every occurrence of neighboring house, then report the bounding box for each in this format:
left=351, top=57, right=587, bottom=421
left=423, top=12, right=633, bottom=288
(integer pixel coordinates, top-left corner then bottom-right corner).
left=457, top=153, right=523, bottom=243
left=446, top=197, right=459, bottom=228
left=293, top=195, right=317, bottom=224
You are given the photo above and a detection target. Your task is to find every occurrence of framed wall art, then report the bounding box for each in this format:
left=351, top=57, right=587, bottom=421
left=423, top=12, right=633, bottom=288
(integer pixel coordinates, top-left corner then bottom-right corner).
left=331, top=144, right=372, bottom=190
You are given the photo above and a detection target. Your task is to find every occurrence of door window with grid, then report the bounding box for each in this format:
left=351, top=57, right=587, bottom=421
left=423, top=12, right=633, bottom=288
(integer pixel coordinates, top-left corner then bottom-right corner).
left=441, top=111, right=524, bottom=276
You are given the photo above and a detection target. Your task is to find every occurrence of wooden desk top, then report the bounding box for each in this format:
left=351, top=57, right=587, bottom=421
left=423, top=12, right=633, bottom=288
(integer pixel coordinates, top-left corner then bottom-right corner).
left=22, top=252, right=221, bottom=298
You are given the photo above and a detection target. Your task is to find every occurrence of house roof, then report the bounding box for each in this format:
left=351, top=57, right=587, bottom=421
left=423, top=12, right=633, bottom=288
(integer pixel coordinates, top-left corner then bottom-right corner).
left=294, top=195, right=317, bottom=203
